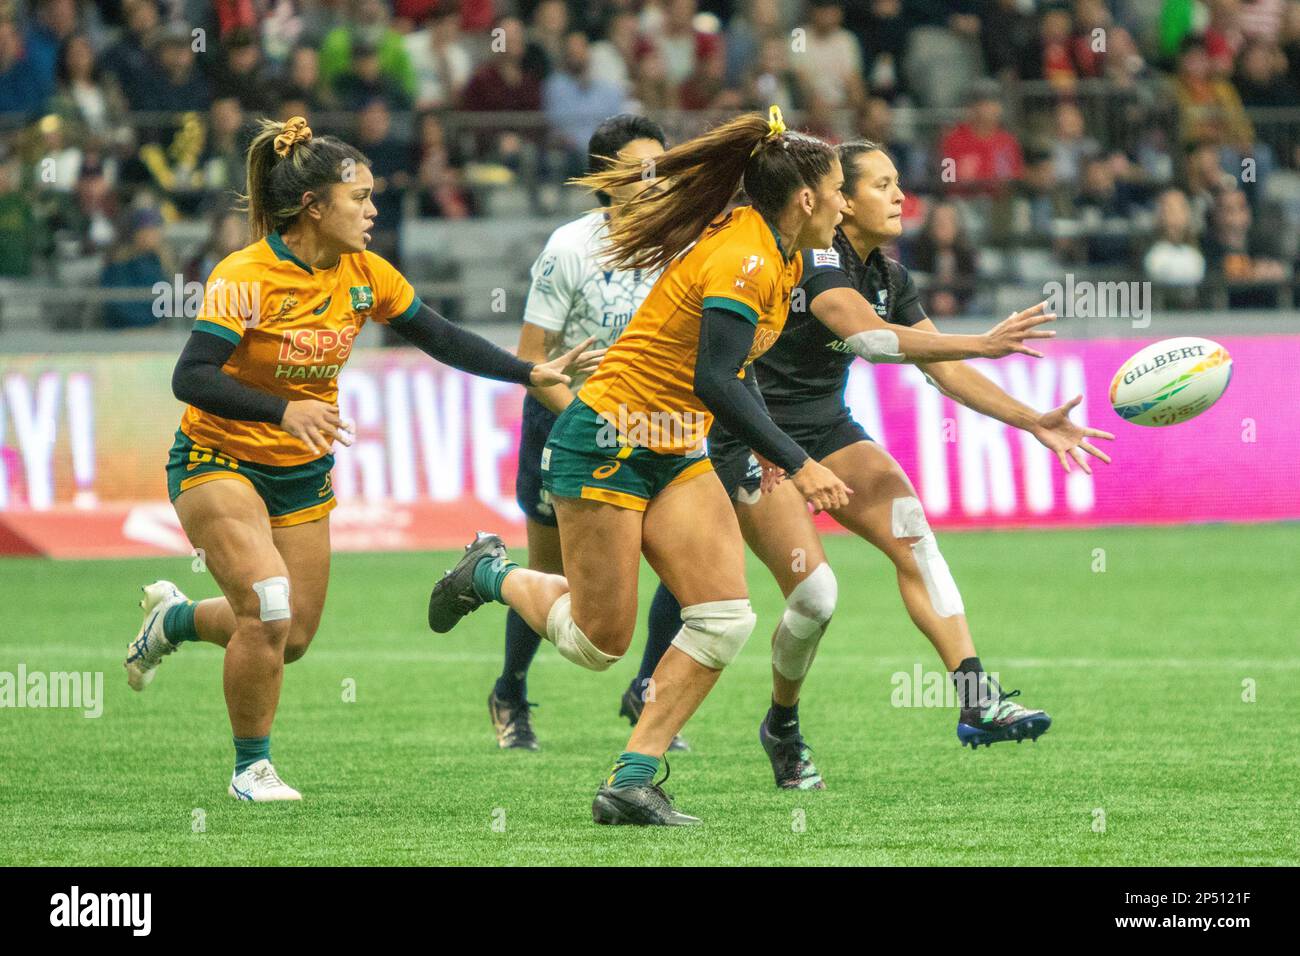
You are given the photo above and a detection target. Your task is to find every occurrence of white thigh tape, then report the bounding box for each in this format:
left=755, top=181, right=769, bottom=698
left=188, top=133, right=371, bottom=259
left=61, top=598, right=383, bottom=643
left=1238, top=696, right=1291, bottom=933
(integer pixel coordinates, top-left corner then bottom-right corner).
left=891, top=496, right=930, bottom=538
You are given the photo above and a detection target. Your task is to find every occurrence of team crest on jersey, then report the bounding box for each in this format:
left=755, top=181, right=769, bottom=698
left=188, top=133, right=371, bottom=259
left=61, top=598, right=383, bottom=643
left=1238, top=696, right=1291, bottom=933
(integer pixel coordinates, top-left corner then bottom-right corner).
left=349, top=285, right=374, bottom=312
left=812, top=249, right=840, bottom=268
left=270, top=295, right=299, bottom=321
left=873, top=289, right=889, bottom=318
left=741, top=255, right=765, bottom=275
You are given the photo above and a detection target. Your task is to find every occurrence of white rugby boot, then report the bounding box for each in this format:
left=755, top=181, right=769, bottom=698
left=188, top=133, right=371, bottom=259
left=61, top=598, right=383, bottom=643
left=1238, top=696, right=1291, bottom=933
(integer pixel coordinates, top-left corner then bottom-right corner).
left=124, top=580, right=188, bottom=691
left=229, top=759, right=302, bottom=801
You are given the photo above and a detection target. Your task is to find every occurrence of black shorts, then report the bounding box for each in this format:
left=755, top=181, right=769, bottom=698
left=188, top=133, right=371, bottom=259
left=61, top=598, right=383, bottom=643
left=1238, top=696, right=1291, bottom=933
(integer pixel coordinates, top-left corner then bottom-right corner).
left=516, top=393, right=560, bottom=527
left=708, top=400, right=872, bottom=497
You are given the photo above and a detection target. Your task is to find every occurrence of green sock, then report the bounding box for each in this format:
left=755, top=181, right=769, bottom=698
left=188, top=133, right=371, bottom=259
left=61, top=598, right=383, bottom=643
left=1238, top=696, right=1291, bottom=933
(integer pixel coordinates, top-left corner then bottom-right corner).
left=162, top=600, right=199, bottom=643
left=607, top=751, right=659, bottom=788
left=471, top=554, right=519, bottom=603
left=233, top=735, right=270, bottom=775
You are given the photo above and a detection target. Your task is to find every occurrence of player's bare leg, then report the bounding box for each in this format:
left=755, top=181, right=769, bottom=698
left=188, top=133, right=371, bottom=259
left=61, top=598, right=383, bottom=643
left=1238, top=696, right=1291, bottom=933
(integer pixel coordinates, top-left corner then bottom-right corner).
left=737, top=481, right=833, bottom=789
left=172, top=479, right=303, bottom=799
left=821, top=440, right=1050, bottom=748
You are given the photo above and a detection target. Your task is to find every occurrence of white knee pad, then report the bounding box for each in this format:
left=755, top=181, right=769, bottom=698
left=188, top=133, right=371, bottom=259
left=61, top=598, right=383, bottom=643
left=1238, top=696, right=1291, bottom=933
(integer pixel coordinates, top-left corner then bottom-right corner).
left=892, top=496, right=964, bottom=618
left=252, top=576, right=291, bottom=622
left=671, top=599, right=756, bottom=670
left=772, top=563, right=837, bottom=680
left=546, top=593, right=622, bottom=671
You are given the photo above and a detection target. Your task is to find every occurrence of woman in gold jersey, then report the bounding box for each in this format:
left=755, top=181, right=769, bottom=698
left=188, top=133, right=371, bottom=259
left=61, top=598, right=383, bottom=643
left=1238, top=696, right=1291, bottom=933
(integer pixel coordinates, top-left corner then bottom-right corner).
left=124, top=116, right=595, bottom=801
left=429, top=109, right=851, bottom=825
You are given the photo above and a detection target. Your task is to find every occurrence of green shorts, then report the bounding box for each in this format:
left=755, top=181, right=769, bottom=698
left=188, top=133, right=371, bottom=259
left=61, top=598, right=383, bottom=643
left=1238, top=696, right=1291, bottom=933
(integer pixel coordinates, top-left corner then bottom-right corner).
left=541, top=399, right=714, bottom=512
left=166, top=429, right=336, bottom=527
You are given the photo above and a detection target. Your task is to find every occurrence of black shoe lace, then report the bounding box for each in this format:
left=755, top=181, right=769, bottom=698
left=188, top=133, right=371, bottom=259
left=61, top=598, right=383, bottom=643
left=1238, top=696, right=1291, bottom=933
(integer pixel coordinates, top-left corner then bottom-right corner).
left=648, top=754, right=675, bottom=804
left=507, top=700, right=537, bottom=736
left=979, top=677, right=1022, bottom=721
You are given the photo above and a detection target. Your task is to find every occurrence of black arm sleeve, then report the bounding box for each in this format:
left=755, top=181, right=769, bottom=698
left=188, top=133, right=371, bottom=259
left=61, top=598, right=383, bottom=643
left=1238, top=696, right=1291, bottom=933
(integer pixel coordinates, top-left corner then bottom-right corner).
left=172, top=331, right=288, bottom=424
left=391, top=301, right=534, bottom=385
left=694, top=308, right=809, bottom=475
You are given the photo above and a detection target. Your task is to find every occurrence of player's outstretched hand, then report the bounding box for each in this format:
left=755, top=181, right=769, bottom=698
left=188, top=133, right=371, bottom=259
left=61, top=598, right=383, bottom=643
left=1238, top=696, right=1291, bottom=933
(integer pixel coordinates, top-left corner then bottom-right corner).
left=282, top=400, right=354, bottom=455
left=1031, top=394, right=1114, bottom=474
left=792, top=459, right=853, bottom=513
left=530, top=336, right=607, bottom=388
left=982, top=301, right=1057, bottom=359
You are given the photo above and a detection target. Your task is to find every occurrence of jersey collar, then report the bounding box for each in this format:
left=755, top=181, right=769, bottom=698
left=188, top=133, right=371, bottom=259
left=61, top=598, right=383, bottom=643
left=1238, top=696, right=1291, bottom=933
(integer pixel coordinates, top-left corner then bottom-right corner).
left=266, top=230, right=316, bottom=275
left=758, top=211, right=795, bottom=264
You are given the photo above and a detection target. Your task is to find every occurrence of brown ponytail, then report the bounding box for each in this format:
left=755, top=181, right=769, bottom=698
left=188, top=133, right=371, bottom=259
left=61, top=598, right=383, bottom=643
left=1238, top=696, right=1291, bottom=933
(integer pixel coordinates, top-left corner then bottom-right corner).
left=574, top=109, right=836, bottom=272
left=240, top=116, right=371, bottom=241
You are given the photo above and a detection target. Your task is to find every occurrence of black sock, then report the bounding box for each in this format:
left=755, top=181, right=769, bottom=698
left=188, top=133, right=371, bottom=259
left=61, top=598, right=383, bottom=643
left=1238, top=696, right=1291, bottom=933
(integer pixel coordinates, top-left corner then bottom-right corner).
left=495, top=610, right=541, bottom=703
left=632, top=583, right=681, bottom=697
left=767, top=699, right=799, bottom=737
left=952, top=656, right=987, bottom=713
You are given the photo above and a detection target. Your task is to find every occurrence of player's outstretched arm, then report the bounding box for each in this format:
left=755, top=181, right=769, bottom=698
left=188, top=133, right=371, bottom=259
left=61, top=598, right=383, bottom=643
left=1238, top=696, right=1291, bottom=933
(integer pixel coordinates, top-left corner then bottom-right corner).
left=694, top=308, right=851, bottom=512
left=172, top=330, right=352, bottom=455
left=916, top=319, right=1115, bottom=474
left=391, top=301, right=603, bottom=388
left=811, top=290, right=1056, bottom=363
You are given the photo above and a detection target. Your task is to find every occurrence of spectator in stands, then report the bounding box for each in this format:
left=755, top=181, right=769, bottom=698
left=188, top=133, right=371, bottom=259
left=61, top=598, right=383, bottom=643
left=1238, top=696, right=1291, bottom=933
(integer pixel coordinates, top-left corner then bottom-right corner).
left=133, top=22, right=212, bottom=120
left=281, top=45, right=334, bottom=113
left=1070, top=0, right=1111, bottom=79
left=25, top=0, right=80, bottom=108
left=858, top=96, right=924, bottom=186
left=630, top=42, right=674, bottom=113
left=185, top=207, right=247, bottom=284
left=847, top=0, right=910, bottom=101
left=199, top=97, right=247, bottom=205
left=335, top=38, right=414, bottom=110
left=743, top=34, right=806, bottom=117
left=908, top=201, right=978, bottom=317
left=1203, top=0, right=1246, bottom=77
left=32, top=111, right=82, bottom=194
left=210, top=27, right=276, bottom=114
left=724, top=0, right=781, bottom=90
left=412, top=109, right=472, bottom=219
left=980, top=0, right=1039, bottom=81
left=319, top=0, right=416, bottom=103
left=1202, top=185, right=1289, bottom=307
left=460, top=15, right=544, bottom=165
left=405, top=2, right=473, bottom=110
left=529, top=0, right=570, bottom=79
left=590, top=10, right=639, bottom=95
left=0, top=155, right=38, bottom=276
left=1143, top=187, right=1206, bottom=302
left=1184, top=139, right=1238, bottom=228
left=354, top=96, right=409, bottom=260
left=1174, top=37, right=1254, bottom=149
left=544, top=30, right=627, bottom=176
left=100, top=205, right=169, bottom=329
left=50, top=33, right=131, bottom=149
left=101, top=0, right=159, bottom=107
left=937, top=82, right=1024, bottom=196
left=679, top=40, right=743, bottom=111
left=1019, top=144, right=1076, bottom=246
left=1076, top=155, right=1139, bottom=265
left=643, top=0, right=703, bottom=88
left=0, top=17, right=51, bottom=120
left=1233, top=40, right=1299, bottom=107
left=69, top=157, right=119, bottom=256
left=790, top=0, right=866, bottom=111
left=1051, top=101, right=1101, bottom=184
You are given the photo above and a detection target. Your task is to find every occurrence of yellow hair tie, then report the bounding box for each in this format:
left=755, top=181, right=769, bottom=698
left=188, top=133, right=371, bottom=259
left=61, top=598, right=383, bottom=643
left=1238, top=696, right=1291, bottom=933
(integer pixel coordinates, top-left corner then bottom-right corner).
left=273, top=116, right=312, bottom=158
left=765, top=105, right=787, bottom=140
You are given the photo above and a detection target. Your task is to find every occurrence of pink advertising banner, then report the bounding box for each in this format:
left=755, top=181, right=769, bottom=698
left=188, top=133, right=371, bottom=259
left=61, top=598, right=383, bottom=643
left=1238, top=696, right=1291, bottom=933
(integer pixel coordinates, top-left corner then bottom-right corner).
left=0, top=335, right=1296, bottom=557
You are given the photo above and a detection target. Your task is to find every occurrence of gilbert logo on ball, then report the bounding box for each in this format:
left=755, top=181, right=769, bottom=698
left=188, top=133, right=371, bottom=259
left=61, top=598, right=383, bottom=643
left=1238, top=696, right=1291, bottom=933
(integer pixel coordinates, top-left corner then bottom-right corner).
left=1109, top=337, right=1233, bottom=426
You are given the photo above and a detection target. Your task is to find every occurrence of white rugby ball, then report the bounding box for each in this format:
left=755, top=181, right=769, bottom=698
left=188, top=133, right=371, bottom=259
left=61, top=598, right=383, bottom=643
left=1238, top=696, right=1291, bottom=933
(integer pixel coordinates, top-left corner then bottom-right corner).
left=1109, top=336, right=1232, bottom=427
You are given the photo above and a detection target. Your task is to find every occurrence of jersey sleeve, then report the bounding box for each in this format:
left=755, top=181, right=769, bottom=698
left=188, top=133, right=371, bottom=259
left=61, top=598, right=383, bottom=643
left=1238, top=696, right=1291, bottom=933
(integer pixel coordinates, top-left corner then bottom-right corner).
left=889, top=261, right=928, bottom=327
left=798, top=246, right=855, bottom=305
left=193, top=258, right=259, bottom=345
left=522, top=230, right=582, bottom=332
left=697, top=243, right=776, bottom=326
left=365, top=250, right=421, bottom=326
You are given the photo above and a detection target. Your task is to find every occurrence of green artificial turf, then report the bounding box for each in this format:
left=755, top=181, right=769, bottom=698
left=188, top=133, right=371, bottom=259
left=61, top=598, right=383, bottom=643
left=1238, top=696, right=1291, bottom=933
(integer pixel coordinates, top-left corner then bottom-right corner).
left=1, top=523, right=1296, bottom=866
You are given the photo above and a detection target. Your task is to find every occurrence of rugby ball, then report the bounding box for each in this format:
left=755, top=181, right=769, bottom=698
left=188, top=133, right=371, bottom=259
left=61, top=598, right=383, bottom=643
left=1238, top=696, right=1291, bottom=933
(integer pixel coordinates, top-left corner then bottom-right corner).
left=1109, top=337, right=1232, bottom=426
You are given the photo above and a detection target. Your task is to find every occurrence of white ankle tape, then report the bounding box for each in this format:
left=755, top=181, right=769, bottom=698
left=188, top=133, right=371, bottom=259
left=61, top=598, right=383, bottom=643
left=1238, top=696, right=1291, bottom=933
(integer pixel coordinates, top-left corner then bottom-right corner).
left=546, top=593, right=621, bottom=671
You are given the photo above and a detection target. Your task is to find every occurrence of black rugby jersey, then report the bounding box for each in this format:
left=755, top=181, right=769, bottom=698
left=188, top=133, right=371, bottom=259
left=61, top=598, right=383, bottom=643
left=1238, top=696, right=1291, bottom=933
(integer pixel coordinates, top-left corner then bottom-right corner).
left=754, top=227, right=927, bottom=409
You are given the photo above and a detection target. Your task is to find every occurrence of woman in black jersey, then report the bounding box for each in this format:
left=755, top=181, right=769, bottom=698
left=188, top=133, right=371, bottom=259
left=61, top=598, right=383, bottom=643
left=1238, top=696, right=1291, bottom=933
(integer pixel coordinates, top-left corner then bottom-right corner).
left=708, top=141, right=1114, bottom=788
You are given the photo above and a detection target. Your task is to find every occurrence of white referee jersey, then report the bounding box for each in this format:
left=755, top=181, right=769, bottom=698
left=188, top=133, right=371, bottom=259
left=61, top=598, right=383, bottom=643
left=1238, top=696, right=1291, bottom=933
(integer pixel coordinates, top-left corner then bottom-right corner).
left=522, top=211, right=660, bottom=391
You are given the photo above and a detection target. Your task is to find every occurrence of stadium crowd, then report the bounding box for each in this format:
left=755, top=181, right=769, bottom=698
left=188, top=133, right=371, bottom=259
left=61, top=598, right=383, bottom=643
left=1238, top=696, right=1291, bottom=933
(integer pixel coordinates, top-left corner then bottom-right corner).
left=1, top=0, right=1299, bottom=327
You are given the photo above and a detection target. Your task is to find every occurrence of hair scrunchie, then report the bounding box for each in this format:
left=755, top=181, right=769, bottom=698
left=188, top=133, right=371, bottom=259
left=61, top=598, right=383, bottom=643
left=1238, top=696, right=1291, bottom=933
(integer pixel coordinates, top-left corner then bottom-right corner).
left=273, top=116, right=313, bottom=158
